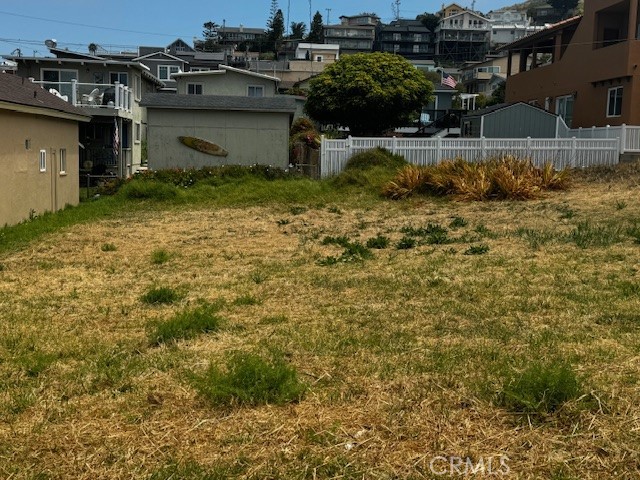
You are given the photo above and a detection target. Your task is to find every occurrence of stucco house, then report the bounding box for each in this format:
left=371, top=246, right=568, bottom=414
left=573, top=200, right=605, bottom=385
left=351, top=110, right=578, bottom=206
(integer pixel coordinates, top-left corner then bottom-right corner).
left=501, top=0, right=640, bottom=128
left=4, top=47, right=165, bottom=177
left=0, top=73, right=90, bottom=226
left=172, top=65, right=280, bottom=97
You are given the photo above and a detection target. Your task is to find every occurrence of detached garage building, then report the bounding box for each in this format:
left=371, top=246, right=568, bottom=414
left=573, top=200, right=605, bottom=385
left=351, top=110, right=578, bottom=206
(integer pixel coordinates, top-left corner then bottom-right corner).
left=141, top=94, right=297, bottom=170
left=461, top=102, right=566, bottom=138
left=0, top=73, right=89, bottom=227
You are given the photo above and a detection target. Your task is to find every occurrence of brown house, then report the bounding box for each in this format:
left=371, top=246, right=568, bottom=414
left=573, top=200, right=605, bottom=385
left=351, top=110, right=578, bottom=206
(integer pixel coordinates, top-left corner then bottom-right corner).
left=0, top=73, right=90, bottom=227
left=502, top=0, right=640, bottom=128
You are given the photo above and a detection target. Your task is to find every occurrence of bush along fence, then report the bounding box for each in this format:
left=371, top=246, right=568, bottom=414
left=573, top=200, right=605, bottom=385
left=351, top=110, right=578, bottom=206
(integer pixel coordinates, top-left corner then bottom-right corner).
left=319, top=136, right=621, bottom=177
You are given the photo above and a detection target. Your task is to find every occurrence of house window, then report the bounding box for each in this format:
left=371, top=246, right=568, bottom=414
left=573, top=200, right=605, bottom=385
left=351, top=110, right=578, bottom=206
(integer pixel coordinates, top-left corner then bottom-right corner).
left=187, top=83, right=203, bottom=95
left=247, top=85, right=264, bottom=97
left=414, top=34, right=422, bottom=42
left=556, top=94, right=574, bottom=127
left=607, top=86, right=623, bottom=117
left=135, top=122, right=141, bottom=143
left=413, top=44, right=420, bottom=53
left=158, top=65, right=181, bottom=81
left=393, top=33, right=401, bottom=41
left=110, top=72, right=128, bottom=86
left=190, top=67, right=210, bottom=72
left=59, top=148, right=67, bottom=174
left=39, top=150, right=46, bottom=172
left=133, top=75, right=141, bottom=100
left=315, top=55, right=323, bottom=62
left=42, top=69, right=77, bottom=99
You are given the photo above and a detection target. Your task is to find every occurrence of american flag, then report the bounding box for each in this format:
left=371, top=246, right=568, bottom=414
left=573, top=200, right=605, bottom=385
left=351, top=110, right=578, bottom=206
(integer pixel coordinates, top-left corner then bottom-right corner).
left=441, top=72, right=458, bottom=88
left=113, top=118, right=119, bottom=159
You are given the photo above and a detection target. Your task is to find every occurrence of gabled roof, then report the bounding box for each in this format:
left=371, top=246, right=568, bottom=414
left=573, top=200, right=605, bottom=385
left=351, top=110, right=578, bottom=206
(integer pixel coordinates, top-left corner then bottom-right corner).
left=140, top=93, right=297, bottom=114
left=173, top=65, right=280, bottom=82
left=49, top=47, right=105, bottom=61
left=0, top=72, right=90, bottom=121
left=463, top=101, right=558, bottom=118
left=134, top=51, right=189, bottom=63
left=167, top=38, right=195, bottom=52
left=439, top=9, right=489, bottom=22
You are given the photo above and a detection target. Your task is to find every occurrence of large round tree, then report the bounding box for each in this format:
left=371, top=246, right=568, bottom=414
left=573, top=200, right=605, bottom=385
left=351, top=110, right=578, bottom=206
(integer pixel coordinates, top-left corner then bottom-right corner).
left=305, top=52, right=433, bottom=136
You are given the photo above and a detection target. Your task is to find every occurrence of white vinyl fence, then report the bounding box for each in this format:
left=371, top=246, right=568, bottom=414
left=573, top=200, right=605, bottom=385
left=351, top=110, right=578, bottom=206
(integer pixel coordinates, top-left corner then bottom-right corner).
left=565, top=124, right=640, bottom=153
left=320, top=136, right=620, bottom=177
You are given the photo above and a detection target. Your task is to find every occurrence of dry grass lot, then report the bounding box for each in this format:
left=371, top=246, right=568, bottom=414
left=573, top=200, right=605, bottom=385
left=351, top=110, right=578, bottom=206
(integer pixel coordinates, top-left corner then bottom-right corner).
left=1, top=165, right=640, bottom=479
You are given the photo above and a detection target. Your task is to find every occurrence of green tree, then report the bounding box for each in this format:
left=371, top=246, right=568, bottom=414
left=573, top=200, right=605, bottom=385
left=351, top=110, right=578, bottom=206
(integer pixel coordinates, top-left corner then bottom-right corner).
left=417, top=13, right=439, bottom=32
left=549, top=0, right=580, bottom=18
left=307, top=11, right=324, bottom=43
left=202, top=21, right=220, bottom=52
left=290, top=22, right=307, bottom=39
left=266, top=8, right=285, bottom=53
left=488, top=81, right=506, bottom=106
left=305, top=52, right=433, bottom=136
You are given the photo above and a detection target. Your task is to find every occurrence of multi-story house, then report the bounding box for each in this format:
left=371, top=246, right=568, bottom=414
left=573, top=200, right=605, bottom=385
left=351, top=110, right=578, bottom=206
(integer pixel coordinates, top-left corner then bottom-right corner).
left=487, top=10, right=546, bottom=49
left=460, top=54, right=520, bottom=95
left=501, top=0, right=640, bottom=128
left=377, top=19, right=435, bottom=59
left=529, top=3, right=565, bottom=25
left=218, top=25, right=267, bottom=51
left=323, top=14, right=380, bottom=55
left=435, top=4, right=491, bottom=63
left=4, top=46, right=164, bottom=177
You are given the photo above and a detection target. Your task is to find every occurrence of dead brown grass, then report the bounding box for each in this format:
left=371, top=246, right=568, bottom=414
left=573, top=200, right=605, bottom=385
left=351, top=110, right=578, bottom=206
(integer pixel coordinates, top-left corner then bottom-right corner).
left=383, top=156, right=571, bottom=201
left=0, top=168, right=640, bottom=478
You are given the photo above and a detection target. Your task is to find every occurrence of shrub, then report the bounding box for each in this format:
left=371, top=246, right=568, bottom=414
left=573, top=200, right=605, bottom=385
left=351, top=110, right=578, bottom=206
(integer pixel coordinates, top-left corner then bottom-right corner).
left=290, top=117, right=316, bottom=136
left=149, top=302, right=223, bottom=346
left=383, top=156, right=571, bottom=201
left=396, top=236, right=417, bottom=250
left=192, top=351, right=306, bottom=406
left=464, top=244, right=490, bottom=255
left=449, top=216, right=468, bottom=229
left=141, top=286, right=182, bottom=305
left=499, top=361, right=582, bottom=415
left=344, top=147, right=407, bottom=172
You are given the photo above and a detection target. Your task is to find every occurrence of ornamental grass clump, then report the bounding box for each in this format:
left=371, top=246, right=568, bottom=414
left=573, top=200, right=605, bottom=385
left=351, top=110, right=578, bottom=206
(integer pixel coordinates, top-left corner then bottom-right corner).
left=383, top=156, right=570, bottom=201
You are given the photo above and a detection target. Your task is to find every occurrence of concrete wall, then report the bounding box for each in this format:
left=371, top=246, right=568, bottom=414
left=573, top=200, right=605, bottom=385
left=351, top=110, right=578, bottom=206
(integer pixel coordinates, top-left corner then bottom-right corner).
left=176, top=71, right=277, bottom=96
left=0, top=110, right=80, bottom=226
left=146, top=109, right=290, bottom=170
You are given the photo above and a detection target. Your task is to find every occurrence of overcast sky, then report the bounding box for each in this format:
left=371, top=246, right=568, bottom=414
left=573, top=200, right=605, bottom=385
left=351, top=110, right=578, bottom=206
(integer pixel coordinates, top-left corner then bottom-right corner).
left=0, top=0, right=518, bottom=55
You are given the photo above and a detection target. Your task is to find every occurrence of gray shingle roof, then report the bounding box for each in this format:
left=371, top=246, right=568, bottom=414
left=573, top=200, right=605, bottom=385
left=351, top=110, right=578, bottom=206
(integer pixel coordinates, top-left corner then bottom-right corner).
left=0, top=72, right=90, bottom=119
left=140, top=93, right=298, bottom=113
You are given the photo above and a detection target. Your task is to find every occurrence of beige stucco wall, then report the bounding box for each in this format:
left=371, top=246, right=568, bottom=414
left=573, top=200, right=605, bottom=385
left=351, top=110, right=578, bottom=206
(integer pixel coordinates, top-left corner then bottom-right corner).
left=176, top=71, right=277, bottom=96
left=146, top=109, right=290, bottom=170
left=0, top=109, right=80, bottom=227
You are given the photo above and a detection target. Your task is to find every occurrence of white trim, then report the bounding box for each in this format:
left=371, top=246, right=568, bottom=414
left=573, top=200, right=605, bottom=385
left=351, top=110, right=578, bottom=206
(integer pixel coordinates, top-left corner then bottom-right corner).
left=133, top=51, right=187, bottom=63
left=59, top=148, right=67, bottom=175
left=134, top=122, right=141, bottom=144
left=109, top=71, right=129, bottom=86
left=606, top=86, right=623, bottom=118
left=247, top=85, right=265, bottom=97
left=186, top=82, right=204, bottom=95
left=39, top=149, right=47, bottom=172
left=158, top=65, right=181, bottom=81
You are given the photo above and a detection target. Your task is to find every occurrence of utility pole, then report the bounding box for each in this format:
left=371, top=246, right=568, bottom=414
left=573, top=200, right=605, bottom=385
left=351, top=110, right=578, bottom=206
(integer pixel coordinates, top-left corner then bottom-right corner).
left=309, top=0, right=312, bottom=30
left=325, top=8, right=332, bottom=25
left=287, top=0, right=291, bottom=36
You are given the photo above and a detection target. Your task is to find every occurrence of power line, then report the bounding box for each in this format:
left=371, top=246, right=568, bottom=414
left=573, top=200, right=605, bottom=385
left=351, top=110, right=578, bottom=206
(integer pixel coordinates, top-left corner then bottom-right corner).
left=0, top=10, right=188, bottom=39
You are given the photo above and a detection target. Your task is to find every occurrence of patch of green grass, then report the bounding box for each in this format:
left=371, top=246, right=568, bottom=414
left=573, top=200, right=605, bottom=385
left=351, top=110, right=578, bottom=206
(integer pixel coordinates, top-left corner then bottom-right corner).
left=141, top=286, right=182, bottom=305
left=565, top=221, right=624, bottom=248
left=149, top=458, right=248, bottom=480
left=319, top=236, right=373, bottom=265
left=148, top=301, right=224, bottom=346
left=556, top=205, right=576, bottom=219
left=151, top=248, right=171, bottom=265
left=366, top=235, right=390, bottom=249
left=191, top=351, right=306, bottom=407
left=233, top=295, right=260, bottom=306
left=119, top=180, right=179, bottom=200
left=101, top=243, right=117, bottom=252
left=396, top=236, right=417, bottom=250
left=449, top=216, right=468, bottom=229
left=498, top=360, right=583, bottom=415
left=464, top=244, right=490, bottom=255
left=289, top=206, right=308, bottom=215
left=516, top=228, right=558, bottom=249
left=616, top=200, right=627, bottom=210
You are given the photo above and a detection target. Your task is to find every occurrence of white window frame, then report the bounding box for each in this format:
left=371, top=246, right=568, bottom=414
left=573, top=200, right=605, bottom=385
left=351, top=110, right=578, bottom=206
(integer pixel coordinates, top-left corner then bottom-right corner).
left=187, top=83, right=203, bottom=95
left=133, top=74, right=141, bottom=100
left=110, top=72, right=128, bottom=86
left=158, top=65, right=181, bottom=81
left=607, top=86, right=623, bottom=117
left=190, top=67, right=210, bottom=72
left=41, top=68, right=78, bottom=98
left=247, top=85, right=264, bottom=97
left=556, top=94, right=574, bottom=127
left=59, top=148, right=67, bottom=175
left=134, top=122, right=141, bottom=144
left=39, top=149, right=47, bottom=172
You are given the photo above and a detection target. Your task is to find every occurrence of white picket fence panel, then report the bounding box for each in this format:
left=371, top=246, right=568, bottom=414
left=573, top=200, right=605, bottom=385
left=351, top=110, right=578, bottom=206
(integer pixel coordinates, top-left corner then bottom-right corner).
left=566, top=124, right=640, bottom=153
left=320, top=136, right=620, bottom=177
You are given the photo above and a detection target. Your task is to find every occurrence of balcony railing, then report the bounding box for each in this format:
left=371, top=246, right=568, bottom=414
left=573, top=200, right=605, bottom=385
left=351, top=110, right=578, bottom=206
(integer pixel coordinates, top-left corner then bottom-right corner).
left=32, top=79, right=133, bottom=113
